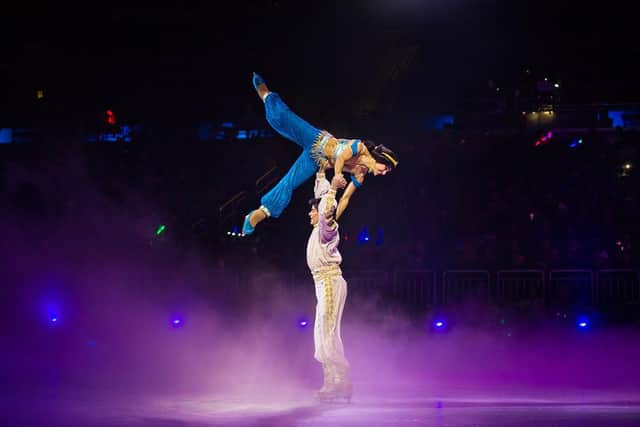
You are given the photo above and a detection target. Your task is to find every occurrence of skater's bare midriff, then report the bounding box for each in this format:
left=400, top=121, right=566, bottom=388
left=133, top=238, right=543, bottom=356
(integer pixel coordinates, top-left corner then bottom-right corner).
left=322, top=137, right=372, bottom=176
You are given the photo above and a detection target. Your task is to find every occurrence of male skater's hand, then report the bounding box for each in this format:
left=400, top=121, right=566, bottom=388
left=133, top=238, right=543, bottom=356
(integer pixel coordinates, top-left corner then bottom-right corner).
left=318, top=159, right=330, bottom=172
left=331, top=174, right=347, bottom=189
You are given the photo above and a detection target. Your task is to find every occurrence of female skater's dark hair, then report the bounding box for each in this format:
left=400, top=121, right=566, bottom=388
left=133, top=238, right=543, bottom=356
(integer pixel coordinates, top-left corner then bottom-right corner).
left=363, top=140, right=398, bottom=170
left=308, top=198, right=321, bottom=210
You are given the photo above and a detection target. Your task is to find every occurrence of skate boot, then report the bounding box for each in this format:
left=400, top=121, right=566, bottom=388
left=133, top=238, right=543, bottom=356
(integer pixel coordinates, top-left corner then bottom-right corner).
left=315, top=381, right=352, bottom=403
left=313, top=364, right=334, bottom=401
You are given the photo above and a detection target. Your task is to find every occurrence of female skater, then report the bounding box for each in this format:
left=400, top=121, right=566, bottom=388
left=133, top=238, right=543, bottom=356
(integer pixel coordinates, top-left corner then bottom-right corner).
left=242, top=73, right=398, bottom=235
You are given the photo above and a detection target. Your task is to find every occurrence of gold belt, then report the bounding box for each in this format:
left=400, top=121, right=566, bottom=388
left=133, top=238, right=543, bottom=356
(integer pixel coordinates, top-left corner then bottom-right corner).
left=310, top=131, right=333, bottom=166
left=312, top=265, right=342, bottom=282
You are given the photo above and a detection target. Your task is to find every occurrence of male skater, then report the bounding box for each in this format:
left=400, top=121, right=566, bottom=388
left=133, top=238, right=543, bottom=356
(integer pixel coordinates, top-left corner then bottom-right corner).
left=306, top=164, right=351, bottom=402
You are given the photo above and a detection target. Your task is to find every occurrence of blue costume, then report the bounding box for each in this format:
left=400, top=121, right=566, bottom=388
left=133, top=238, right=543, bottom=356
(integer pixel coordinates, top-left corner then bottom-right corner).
left=243, top=74, right=360, bottom=235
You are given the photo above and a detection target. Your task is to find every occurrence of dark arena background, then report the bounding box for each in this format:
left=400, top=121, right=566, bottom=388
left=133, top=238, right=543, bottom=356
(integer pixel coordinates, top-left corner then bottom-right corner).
left=2, top=1, right=640, bottom=426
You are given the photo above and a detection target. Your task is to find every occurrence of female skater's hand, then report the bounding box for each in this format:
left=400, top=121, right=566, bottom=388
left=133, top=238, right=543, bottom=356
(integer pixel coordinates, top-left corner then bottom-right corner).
left=332, top=174, right=347, bottom=189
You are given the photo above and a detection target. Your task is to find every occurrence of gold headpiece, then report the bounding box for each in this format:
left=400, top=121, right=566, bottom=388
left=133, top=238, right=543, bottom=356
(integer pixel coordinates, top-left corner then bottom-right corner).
left=380, top=152, right=398, bottom=167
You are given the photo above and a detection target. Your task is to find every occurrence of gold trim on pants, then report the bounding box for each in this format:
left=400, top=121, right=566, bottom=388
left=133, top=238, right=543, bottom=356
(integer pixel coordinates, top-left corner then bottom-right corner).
left=312, top=265, right=350, bottom=387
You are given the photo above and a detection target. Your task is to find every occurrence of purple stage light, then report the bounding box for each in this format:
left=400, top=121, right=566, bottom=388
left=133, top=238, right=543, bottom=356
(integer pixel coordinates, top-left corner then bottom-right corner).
left=431, top=318, right=447, bottom=331
left=297, top=317, right=310, bottom=328
left=171, top=317, right=184, bottom=328
left=43, top=298, right=62, bottom=326
left=577, top=315, right=590, bottom=330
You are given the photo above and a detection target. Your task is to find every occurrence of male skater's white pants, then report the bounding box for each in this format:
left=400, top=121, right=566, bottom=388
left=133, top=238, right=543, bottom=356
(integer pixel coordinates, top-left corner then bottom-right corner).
left=313, top=266, right=350, bottom=387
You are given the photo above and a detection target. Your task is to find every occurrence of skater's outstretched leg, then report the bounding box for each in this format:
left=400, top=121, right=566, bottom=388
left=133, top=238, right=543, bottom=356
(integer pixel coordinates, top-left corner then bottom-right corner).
left=252, top=72, right=323, bottom=149
left=242, top=149, right=317, bottom=235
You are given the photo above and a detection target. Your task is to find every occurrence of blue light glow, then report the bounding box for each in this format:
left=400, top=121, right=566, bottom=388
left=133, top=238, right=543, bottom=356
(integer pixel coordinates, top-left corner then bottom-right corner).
left=0, top=128, right=12, bottom=144
left=198, top=123, right=213, bottom=141
left=424, top=115, right=455, bottom=130
left=569, top=138, right=583, bottom=148
left=431, top=317, right=448, bottom=332
left=576, top=315, right=590, bottom=331
left=375, top=228, right=384, bottom=246
left=89, top=125, right=135, bottom=143
left=608, top=111, right=625, bottom=128
left=171, top=317, right=184, bottom=328
left=358, top=226, right=370, bottom=244
left=297, top=316, right=310, bottom=328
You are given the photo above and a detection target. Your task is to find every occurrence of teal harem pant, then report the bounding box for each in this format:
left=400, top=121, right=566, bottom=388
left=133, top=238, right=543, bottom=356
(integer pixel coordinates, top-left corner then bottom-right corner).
left=259, top=92, right=326, bottom=218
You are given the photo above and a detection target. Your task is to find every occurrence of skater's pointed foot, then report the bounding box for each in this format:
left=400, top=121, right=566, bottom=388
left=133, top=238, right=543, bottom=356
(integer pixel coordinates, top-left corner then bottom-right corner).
left=252, top=72, right=266, bottom=91
left=252, top=72, right=270, bottom=101
left=242, top=210, right=256, bottom=235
